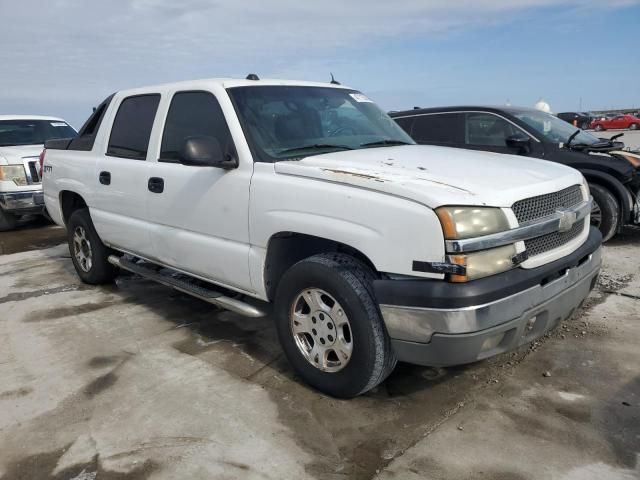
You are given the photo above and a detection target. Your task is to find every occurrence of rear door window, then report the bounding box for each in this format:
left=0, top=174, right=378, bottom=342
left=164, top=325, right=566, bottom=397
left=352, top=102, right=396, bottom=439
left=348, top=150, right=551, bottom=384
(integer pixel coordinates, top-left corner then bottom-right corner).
left=107, top=94, right=160, bottom=160
left=159, top=91, right=235, bottom=162
left=409, top=113, right=463, bottom=146
left=393, top=116, right=414, bottom=136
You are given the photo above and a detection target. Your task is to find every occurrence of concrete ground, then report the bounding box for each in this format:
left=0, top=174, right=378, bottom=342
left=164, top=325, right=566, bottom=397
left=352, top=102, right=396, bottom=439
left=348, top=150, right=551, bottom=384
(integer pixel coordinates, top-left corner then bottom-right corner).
left=594, top=129, right=640, bottom=151
left=0, top=224, right=638, bottom=480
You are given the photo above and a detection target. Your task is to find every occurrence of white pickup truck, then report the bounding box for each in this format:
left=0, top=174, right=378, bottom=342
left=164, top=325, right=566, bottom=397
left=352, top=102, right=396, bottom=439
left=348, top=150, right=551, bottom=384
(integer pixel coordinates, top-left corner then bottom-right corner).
left=0, top=115, right=76, bottom=230
left=42, top=78, right=602, bottom=397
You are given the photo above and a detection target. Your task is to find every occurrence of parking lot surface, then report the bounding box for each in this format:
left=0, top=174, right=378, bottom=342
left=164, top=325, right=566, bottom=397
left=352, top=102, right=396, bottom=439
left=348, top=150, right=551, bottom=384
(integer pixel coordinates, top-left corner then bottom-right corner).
left=0, top=224, right=638, bottom=479
left=595, top=129, right=640, bottom=150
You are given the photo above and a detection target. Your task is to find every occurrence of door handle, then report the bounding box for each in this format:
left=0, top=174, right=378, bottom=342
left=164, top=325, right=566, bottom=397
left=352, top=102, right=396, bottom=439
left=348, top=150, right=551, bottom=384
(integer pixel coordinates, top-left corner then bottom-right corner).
left=148, top=177, right=164, bottom=193
left=99, top=171, right=111, bottom=185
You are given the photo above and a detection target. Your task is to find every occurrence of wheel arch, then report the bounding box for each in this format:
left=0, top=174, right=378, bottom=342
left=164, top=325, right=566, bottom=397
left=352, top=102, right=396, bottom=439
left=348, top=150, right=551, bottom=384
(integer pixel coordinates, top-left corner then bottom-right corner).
left=263, top=231, right=378, bottom=301
left=59, top=190, right=88, bottom=225
left=581, top=169, right=632, bottom=227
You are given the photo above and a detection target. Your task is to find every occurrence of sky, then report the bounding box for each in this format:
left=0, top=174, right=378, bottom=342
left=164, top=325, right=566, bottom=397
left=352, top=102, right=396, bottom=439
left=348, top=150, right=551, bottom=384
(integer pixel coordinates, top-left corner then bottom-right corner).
left=1, top=0, right=639, bottom=128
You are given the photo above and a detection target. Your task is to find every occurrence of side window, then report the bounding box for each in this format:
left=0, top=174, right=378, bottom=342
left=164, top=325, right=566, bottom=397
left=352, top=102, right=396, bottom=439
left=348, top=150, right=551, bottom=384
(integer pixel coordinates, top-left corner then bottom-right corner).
left=393, top=116, right=415, bottom=136
left=160, top=91, right=235, bottom=162
left=464, top=113, right=519, bottom=147
left=68, top=94, right=114, bottom=151
left=411, top=113, right=463, bottom=145
left=107, top=94, right=160, bottom=160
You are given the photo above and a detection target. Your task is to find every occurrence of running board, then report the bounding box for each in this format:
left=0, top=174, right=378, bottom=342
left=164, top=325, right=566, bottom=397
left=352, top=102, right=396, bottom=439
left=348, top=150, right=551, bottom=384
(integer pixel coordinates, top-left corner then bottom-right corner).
left=108, top=255, right=267, bottom=318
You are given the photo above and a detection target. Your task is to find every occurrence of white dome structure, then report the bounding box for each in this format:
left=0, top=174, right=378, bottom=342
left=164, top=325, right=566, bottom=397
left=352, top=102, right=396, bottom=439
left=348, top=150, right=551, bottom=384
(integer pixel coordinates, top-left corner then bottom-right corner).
left=534, top=99, right=552, bottom=113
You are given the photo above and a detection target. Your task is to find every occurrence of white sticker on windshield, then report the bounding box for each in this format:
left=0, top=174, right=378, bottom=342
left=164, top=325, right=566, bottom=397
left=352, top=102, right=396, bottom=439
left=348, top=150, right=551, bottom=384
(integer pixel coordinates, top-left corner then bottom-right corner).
left=50, top=122, right=67, bottom=127
left=350, top=93, right=373, bottom=103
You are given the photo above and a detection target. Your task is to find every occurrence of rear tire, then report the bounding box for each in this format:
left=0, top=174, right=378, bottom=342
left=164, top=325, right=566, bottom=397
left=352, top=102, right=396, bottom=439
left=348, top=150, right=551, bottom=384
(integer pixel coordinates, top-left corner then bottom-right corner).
left=67, top=208, right=119, bottom=284
left=0, top=209, right=18, bottom=232
left=630, top=123, right=639, bottom=130
left=274, top=253, right=396, bottom=398
left=595, top=124, right=605, bottom=132
left=589, top=184, right=620, bottom=242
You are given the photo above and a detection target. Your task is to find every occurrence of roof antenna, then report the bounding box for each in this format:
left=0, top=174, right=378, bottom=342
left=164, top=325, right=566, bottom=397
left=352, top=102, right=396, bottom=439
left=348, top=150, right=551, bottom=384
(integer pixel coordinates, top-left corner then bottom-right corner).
left=330, top=73, right=340, bottom=85
left=246, top=73, right=259, bottom=81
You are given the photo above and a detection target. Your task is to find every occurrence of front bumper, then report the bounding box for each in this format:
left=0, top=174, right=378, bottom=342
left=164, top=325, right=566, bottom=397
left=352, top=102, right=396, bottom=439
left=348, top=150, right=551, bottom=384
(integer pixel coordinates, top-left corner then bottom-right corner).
left=376, top=227, right=602, bottom=367
left=0, top=190, right=45, bottom=215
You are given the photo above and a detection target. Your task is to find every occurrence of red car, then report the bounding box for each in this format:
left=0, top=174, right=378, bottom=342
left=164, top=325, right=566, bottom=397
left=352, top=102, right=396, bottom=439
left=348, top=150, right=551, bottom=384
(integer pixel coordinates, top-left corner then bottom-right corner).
left=590, top=114, right=640, bottom=131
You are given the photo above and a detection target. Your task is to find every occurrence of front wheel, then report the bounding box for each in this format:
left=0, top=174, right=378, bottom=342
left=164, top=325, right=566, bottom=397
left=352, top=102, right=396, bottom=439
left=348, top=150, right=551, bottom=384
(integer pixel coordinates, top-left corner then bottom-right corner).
left=595, top=124, right=605, bottom=132
left=67, top=208, right=119, bottom=284
left=274, top=253, right=396, bottom=398
left=589, top=184, right=620, bottom=242
left=630, top=123, right=639, bottom=130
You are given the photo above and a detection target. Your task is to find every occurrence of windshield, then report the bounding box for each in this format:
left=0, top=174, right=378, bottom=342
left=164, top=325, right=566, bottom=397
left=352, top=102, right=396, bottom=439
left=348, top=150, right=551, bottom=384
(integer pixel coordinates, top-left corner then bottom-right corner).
left=228, top=86, right=414, bottom=161
left=0, top=120, right=76, bottom=147
left=512, top=110, right=600, bottom=146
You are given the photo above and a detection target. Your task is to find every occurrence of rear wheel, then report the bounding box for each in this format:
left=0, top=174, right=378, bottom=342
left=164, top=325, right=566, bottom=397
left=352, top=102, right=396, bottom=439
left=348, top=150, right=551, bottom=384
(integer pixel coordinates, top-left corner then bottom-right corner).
left=274, top=253, right=396, bottom=398
left=0, top=209, right=18, bottom=232
left=595, top=124, right=605, bottom=132
left=67, top=208, right=119, bottom=284
left=630, top=123, right=639, bottom=130
left=589, top=184, right=620, bottom=242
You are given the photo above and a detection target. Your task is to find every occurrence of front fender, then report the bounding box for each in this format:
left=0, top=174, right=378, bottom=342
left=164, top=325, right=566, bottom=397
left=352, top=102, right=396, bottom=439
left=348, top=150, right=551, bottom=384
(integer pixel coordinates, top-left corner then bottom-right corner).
left=249, top=166, right=445, bottom=297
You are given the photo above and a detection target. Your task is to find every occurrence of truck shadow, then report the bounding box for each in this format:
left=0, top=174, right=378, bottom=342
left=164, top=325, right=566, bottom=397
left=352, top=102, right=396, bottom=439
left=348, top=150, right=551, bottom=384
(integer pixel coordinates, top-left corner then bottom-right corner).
left=105, top=273, right=506, bottom=480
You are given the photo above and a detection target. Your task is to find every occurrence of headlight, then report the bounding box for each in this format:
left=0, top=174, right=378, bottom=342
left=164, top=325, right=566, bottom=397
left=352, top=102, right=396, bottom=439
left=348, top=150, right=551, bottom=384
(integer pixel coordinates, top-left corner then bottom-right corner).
left=435, top=206, right=510, bottom=239
left=0, top=165, right=28, bottom=186
left=448, top=244, right=518, bottom=282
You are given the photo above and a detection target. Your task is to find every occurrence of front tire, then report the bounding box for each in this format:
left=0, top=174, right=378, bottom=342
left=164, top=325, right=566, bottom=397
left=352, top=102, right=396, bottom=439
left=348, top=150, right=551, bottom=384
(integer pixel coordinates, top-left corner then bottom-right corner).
left=0, top=209, right=18, bottom=232
left=595, top=124, right=605, bottom=132
left=630, top=123, right=639, bottom=130
left=67, top=208, right=119, bottom=284
left=589, top=184, right=620, bottom=242
left=274, top=253, right=396, bottom=398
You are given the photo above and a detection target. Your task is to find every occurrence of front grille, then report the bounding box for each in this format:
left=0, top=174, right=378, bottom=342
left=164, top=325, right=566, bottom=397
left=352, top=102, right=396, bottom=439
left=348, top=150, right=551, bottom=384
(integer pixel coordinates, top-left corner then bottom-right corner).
left=524, top=219, right=585, bottom=257
left=512, top=184, right=585, bottom=257
left=512, top=184, right=583, bottom=224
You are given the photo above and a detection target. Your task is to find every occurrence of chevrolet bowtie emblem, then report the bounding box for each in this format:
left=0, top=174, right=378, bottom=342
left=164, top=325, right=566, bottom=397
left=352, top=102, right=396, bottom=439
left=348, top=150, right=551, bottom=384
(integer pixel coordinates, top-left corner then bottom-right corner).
left=557, top=209, right=578, bottom=233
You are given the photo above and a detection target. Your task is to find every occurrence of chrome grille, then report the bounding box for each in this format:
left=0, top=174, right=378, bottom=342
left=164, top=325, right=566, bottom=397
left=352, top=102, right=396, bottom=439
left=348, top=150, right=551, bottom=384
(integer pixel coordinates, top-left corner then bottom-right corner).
left=524, top=219, right=585, bottom=257
left=512, top=184, right=583, bottom=224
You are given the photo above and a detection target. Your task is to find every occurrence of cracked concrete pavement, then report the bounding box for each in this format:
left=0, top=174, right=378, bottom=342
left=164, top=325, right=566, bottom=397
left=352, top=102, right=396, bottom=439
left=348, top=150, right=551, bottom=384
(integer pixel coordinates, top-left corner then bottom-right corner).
left=0, top=223, right=638, bottom=479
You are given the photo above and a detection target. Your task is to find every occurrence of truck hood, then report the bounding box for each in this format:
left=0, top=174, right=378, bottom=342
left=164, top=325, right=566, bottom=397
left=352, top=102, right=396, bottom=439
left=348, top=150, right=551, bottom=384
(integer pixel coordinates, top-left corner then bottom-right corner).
left=0, top=145, right=43, bottom=165
left=274, top=145, right=584, bottom=208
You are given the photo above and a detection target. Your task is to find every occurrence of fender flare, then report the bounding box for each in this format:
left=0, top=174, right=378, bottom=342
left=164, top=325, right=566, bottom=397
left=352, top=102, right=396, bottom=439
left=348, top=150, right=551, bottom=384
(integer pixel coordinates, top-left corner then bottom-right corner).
left=581, top=169, right=633, bottom=224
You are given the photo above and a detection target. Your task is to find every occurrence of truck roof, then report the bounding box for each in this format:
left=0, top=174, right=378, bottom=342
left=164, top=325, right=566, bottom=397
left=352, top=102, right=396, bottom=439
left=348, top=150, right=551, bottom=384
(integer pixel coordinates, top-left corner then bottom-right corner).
left=0, top=115, right=67, bottom=121
left=114, top=78, right=353, bottom=97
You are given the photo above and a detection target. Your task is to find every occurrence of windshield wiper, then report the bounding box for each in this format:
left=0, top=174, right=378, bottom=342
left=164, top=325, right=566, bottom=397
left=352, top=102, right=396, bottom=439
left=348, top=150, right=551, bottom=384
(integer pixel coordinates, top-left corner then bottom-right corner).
left=565, top=130, right=581, bottom=148
left=277, top=144, right=354, bottom=155
left=360, top=139, right=413, bottom=147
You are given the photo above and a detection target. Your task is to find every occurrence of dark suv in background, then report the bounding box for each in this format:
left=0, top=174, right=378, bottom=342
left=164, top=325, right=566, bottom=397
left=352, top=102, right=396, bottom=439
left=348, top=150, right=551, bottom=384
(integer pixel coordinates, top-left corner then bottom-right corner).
left=557, top=112, right=592, bottom=130
left=390, top=106, right=640, bottom=241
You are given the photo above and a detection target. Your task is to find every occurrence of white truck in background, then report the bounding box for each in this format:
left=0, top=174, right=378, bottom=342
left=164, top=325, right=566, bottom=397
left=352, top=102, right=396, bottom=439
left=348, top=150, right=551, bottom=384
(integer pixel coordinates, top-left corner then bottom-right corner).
left=0, top=115, right=76, bottom=230
left=42, top=77, right=601, bottom=397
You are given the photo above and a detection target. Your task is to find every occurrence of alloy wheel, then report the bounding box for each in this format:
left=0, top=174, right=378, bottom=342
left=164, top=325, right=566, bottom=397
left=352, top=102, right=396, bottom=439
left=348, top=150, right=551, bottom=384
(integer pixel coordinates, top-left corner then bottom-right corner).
left=73, top=226, right=93, bottom=272
left=290, top=288, right=353, bottom=373
left=591, top=199, right=602, bottom=229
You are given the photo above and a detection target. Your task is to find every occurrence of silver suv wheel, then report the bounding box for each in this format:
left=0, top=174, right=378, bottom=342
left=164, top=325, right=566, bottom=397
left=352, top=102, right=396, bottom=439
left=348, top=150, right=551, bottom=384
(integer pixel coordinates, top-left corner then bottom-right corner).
left=290, top=288, right=353, bottom=372
left=73, top=226, right=93, bottom=272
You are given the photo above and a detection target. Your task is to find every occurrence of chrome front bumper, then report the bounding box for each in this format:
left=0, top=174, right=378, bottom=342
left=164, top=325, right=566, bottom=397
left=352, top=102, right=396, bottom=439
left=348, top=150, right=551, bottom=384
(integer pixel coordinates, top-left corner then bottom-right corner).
left=381, top=246, right=601, bottom=367
left=0, top=190, right=45, bottom=213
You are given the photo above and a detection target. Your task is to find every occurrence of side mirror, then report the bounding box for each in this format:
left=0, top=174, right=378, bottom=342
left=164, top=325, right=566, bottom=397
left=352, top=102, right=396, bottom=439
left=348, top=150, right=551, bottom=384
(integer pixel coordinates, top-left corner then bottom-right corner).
left=178, top=136, right=238, bottom=169
left=505, top=133, right=531, bottom=154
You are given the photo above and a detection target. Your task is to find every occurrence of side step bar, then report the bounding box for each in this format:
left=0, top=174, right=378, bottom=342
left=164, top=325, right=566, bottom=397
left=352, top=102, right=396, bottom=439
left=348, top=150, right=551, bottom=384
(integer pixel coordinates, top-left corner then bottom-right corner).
left=108, top=255, right=267, bottom=318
